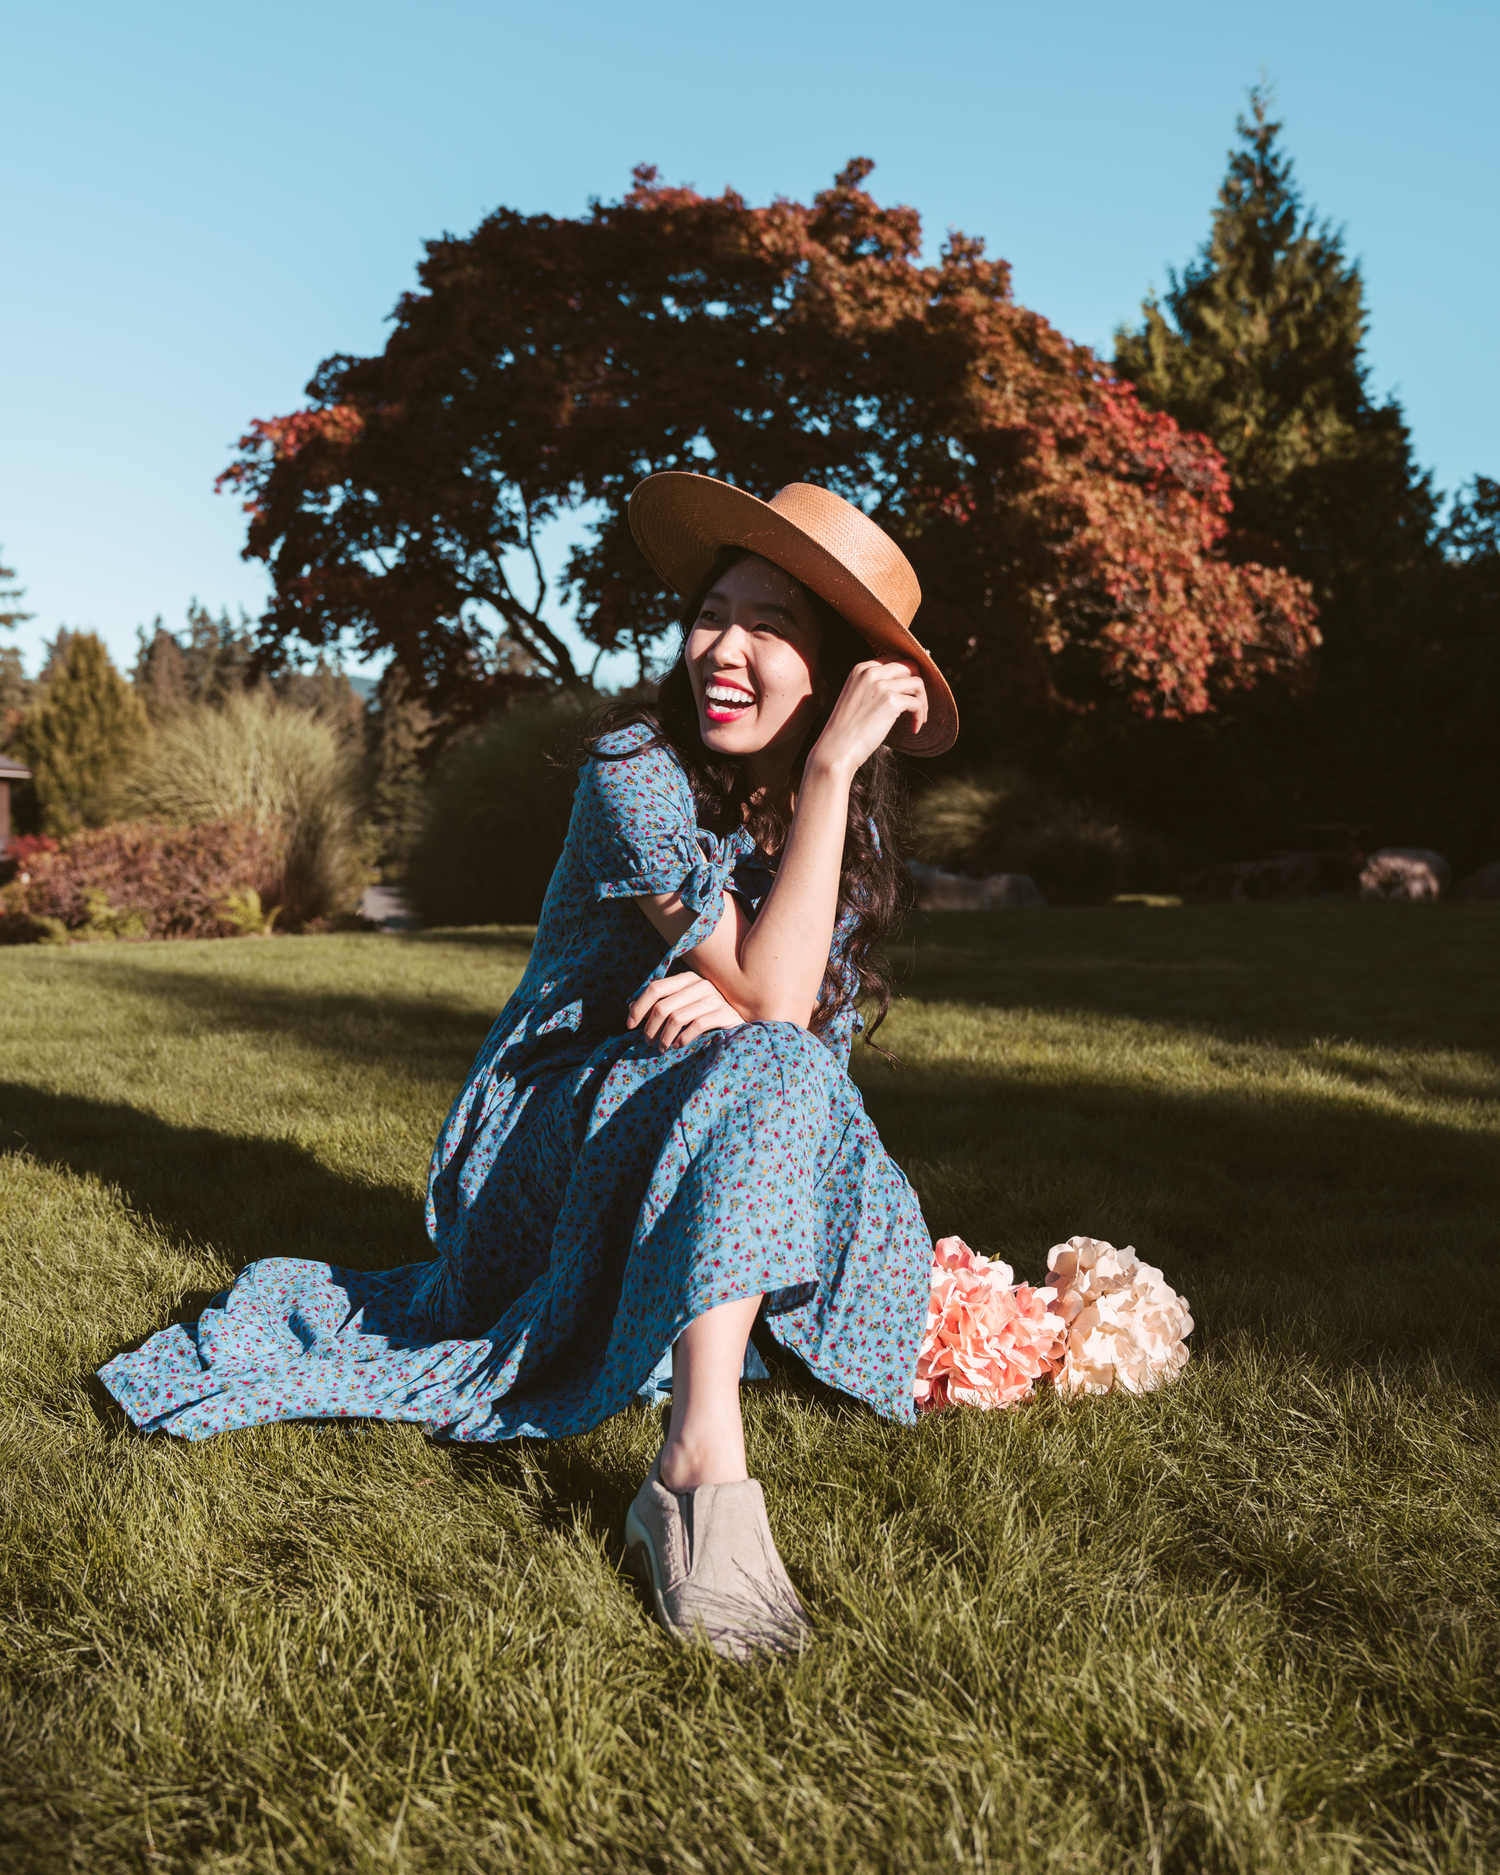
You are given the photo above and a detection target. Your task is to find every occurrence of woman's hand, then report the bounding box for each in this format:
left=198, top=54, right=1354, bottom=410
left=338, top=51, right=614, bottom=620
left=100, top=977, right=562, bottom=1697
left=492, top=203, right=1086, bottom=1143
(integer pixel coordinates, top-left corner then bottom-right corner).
left=808, top=657, right=928, bottom=778
left=627, top=970, right=746, bottom=1050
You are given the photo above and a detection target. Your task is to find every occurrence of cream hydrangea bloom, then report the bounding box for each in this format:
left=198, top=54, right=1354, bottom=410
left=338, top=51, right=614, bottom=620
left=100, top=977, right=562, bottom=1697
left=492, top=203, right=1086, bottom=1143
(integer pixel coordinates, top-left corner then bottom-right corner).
left=1045, top=1236, right=1193, bottom=1396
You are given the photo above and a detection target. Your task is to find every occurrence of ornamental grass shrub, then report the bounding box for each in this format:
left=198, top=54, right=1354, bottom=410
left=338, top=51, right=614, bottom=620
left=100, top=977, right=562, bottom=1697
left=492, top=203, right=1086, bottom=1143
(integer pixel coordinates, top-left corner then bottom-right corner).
left=0, top=820, right=284, bottom=944
left=404, top=690, right=600, bottom=925
left=911, top=766, right=1174, bottom=903
left=123, top=688, right=367, bottom=924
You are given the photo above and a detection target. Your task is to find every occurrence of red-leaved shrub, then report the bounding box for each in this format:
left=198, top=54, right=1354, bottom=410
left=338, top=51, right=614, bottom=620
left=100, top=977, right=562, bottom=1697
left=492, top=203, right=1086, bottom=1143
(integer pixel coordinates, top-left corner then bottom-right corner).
left=0, top=820, right=285, bottom=943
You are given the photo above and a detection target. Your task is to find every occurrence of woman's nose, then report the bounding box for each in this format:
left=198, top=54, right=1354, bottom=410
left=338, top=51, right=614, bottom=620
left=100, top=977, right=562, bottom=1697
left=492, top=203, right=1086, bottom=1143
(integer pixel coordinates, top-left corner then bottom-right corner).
left=710, top=622, right=754, bottom=660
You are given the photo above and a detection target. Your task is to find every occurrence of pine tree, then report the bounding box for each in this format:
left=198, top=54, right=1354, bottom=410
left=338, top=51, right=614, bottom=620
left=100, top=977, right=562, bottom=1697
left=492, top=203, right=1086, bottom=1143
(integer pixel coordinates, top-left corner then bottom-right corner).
left=19, top=633, right=150, bottom=834
left=38, top=630, right=79, bottom=684
left=1115, top=88, right=1434, bottom=603
left=180, top=602, right=254, bottom=705
left=1105, top=89, right=1470, bottom=855
left=278, top=654, right=362, bottom=733
left=132, top=619, right=192, bottom=719
left=0, top=548, right=32, bottom=635
left=1, top=550, right=36, bottom=762
left=0, top=647, right=32, bottom=750
left=365, top=663, right=434, bottom=874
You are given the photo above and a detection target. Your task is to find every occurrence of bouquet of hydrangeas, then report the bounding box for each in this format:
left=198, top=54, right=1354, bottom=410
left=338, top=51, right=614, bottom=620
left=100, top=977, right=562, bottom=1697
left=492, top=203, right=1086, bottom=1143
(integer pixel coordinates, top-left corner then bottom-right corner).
left=914, top=1234, right=1193, bottom=1412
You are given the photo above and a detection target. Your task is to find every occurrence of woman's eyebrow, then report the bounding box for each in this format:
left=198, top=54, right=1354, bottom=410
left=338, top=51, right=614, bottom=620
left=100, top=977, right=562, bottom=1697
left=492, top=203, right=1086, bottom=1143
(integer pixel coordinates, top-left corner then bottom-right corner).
left=704, top=592, right=800, bottom=623
left=700, top=587, right=808, bottom=629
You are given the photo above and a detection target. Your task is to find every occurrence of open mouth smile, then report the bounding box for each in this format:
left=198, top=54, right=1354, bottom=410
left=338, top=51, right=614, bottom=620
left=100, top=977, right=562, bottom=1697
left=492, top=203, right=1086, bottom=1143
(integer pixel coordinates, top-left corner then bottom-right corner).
left=702, top=680, right=756, bottom=724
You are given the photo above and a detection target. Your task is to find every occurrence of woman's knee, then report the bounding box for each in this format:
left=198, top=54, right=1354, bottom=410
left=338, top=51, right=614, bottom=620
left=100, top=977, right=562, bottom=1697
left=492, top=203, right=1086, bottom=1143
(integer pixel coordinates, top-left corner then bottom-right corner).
left=717, top=1018, right=835, bottom=1088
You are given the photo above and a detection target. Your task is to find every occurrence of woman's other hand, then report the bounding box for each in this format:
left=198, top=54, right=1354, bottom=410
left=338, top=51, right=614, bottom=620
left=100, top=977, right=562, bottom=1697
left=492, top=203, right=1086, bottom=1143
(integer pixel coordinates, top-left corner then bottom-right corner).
left=809, top=657, right=928, bottom=778
left=627, top=971, right=746, bottom=1050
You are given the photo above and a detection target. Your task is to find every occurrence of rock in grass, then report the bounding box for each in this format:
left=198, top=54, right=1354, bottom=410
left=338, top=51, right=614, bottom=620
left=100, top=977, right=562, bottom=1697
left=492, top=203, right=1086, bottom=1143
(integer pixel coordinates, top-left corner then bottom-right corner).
left=1358, top=848, right=1449, bottom=901
left=908, top=862, right=1045, bottom=909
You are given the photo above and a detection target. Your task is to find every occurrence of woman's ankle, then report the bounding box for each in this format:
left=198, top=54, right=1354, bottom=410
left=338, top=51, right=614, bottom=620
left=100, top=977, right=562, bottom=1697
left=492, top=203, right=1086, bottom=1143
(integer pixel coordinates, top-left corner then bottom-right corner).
left=658, top=1429, right=749, bottom=1491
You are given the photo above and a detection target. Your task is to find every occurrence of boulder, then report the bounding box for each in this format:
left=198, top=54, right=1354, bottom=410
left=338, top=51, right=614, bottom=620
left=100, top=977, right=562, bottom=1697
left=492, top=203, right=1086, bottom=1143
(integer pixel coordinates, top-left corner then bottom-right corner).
left=1454, top=860, right=1500, bottom=901
left=908, top=862, right=1046, bottom=910
left=359, top=883, right=420, bottom=930
left=1358, top=848, right=1449, bottom=902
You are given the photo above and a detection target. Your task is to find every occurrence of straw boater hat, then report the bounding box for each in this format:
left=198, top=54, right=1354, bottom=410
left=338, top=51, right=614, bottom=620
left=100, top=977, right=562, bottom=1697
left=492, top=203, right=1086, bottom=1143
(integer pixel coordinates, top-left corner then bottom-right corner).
left=627, top=473, right=958, bottom=757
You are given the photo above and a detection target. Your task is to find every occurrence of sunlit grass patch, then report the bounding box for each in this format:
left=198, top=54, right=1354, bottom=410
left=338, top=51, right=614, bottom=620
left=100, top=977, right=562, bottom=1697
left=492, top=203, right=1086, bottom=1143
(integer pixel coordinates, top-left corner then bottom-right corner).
left=2, top=908, right=1498, bottom=1872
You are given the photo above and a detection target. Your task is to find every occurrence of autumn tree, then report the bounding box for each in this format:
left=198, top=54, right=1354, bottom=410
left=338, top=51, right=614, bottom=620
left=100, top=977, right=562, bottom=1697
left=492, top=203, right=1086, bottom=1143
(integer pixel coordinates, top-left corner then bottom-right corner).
left=19, top=633, right=149, bottom=834
left=221, top=161, right=1315, bottom=747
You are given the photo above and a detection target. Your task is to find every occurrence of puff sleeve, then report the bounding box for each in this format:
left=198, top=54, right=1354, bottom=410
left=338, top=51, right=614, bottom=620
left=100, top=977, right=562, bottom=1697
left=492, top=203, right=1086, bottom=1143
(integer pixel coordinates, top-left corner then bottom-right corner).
left=576, top=729, right=757, bottom=986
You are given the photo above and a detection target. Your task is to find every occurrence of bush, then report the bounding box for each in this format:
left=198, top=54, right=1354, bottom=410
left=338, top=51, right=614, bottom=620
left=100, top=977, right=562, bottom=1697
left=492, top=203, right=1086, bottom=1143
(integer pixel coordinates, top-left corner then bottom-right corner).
left=0, top=821, right=285, bottom=944
left=405, top=691, right=600, bottom=925
left=910, top=766, right=1173, bottom=904
left=16, top=633, right=149, bottom=834
left=7, top=834, right=59, bottom=868
left=123, top=688, right=366, bottom=924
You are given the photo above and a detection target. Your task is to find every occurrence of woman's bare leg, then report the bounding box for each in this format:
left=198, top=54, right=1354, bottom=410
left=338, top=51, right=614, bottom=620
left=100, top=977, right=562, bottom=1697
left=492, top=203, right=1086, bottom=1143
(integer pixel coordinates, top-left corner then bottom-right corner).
left=657, top=1293, right=762, bottom=1490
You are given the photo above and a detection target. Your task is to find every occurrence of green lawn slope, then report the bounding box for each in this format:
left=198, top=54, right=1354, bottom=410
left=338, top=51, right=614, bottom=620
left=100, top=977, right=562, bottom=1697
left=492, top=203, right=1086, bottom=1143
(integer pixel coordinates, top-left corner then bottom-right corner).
left=2, top=905, right=1497, bottom=1873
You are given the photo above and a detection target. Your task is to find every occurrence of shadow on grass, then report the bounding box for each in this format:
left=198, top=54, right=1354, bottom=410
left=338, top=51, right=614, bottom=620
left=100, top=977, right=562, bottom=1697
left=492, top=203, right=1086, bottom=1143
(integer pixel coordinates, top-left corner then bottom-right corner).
left=8, top=954, right=1499, bottom=1446
left=856, top=1053, right=1500, bottom=1386
left=65, top=908, right=1500, bottom=1097
left=72, top=958, right=504, bottom=1087
left=897, top=904, right=1500, bottom=1060
left=0, top=1081, right=429, bottom=1280
left=400, top=926, right=540, bottom=950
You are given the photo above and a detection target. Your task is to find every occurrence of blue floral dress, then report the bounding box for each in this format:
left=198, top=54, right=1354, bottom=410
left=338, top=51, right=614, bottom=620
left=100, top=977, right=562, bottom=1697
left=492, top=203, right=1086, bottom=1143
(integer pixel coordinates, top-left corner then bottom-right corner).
left=99, top=728, right=935, bottom=1441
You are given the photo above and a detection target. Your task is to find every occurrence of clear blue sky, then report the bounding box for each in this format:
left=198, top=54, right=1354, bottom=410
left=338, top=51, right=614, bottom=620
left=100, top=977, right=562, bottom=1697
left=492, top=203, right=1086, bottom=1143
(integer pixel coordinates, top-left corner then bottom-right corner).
left=3, top=0, right=1496, bottom=684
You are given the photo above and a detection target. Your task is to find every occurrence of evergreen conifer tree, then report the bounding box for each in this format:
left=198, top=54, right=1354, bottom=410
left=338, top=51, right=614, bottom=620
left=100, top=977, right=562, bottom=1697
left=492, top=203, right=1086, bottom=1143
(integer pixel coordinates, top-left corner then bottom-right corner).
left=1115, top=88, right=1434, bottom=601
left=132, top=619, right=192, bottom=719
left=1108, top=89, right=1471, bottom=854
left=0, top=549, right=32, bottom=635
left=0, top=550, right=36, bottom=761
left=0, top=647, right=32, bottom=751
left=180, top=602, right=254, bottom=704
left=278, top=653, right=362, bottom=731
left=365, top=663, right=434, bottom=873
left=19, top=633, right=149, bottom=834
left=38, top=630, right=79, bottom=684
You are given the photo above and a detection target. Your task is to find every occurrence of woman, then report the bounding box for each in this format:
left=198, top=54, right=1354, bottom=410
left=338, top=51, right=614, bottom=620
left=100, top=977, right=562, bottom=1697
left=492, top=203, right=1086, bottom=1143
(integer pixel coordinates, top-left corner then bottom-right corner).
left=100, top=473, right=960, bottom=1660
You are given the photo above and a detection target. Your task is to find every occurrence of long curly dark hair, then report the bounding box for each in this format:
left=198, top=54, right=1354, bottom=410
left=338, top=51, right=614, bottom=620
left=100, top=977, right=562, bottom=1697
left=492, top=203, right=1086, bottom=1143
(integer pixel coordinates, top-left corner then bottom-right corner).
left=583, top=548, right=912, bottom=1046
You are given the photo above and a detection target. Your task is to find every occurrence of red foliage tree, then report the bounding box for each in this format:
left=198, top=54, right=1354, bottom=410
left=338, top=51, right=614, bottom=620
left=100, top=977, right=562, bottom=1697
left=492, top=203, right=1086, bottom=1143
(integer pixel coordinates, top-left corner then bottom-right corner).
left=220, top=161, right=1316, bottom=732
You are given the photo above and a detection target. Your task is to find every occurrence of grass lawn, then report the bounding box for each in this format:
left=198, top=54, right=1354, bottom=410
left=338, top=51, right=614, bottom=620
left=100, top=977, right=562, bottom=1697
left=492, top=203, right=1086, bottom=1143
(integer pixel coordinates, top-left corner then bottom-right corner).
left=2, top=904, right=1498, bottom=1873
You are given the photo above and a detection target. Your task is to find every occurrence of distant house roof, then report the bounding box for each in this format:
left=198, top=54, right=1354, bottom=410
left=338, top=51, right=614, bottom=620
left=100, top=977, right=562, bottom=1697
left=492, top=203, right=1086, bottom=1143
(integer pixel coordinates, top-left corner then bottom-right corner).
left=0, top=755, right=32, bottom=782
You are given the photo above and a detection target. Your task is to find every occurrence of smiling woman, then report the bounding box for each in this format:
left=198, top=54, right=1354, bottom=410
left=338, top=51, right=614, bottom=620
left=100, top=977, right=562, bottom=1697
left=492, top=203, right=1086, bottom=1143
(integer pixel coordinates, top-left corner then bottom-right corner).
left=99, top=473, right=959, bottom=1663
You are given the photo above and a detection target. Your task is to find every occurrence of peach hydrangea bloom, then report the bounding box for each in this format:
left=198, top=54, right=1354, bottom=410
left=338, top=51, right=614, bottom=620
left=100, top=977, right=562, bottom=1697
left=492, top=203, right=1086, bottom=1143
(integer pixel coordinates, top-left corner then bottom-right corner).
left=914, top=1236, right=1066, bottom=1413
left=1045, top=1236, right=1193, bottom=1396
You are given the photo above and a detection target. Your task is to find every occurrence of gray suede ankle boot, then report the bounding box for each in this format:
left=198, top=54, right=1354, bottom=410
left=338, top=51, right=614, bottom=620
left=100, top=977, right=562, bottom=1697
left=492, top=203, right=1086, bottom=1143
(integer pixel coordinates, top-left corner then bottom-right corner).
left=624, top=1455, right=811, bottom=1660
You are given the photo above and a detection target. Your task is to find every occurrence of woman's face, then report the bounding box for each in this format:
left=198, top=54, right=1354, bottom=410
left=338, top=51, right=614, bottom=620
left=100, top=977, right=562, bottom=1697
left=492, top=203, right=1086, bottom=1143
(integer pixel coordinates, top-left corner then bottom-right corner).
left=685, top=555, right=824, bottom=779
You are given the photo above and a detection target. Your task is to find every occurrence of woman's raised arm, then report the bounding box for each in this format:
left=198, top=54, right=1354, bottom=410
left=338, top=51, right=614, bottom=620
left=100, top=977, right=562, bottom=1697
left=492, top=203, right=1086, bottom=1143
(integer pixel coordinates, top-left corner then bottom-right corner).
left=630, top=658, right=927, bottom=1031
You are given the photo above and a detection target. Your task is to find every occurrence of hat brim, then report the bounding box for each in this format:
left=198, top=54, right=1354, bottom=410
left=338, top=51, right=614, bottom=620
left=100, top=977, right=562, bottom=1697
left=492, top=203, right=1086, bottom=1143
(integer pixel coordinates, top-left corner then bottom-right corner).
left=628, top=473, right=958, bottom=757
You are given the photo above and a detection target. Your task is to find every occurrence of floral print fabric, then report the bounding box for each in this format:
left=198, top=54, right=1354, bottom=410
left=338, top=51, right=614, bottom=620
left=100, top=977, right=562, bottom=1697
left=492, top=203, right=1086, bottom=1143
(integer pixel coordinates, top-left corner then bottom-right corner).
left=99, top=728, right=934, bottom=1441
